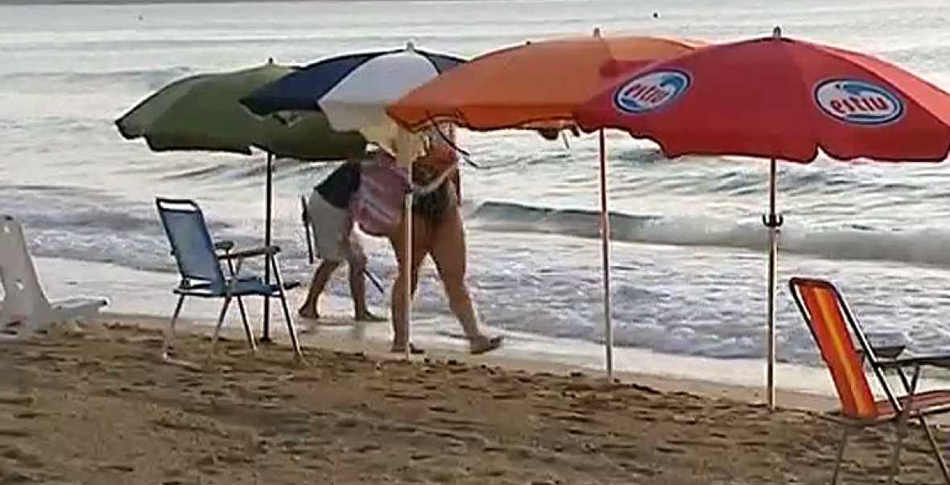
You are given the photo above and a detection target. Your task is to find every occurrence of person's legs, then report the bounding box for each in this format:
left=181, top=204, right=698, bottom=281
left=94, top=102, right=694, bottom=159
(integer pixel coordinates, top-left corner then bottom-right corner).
left=429, top=205, right=502, bottom=354
left=345, top=232, right=384, bottom=321
left=302, top=190, right=349, bottom=319
left=388, top=212, right=430, bottom=352
left=298, top=260, right=341, bottom=319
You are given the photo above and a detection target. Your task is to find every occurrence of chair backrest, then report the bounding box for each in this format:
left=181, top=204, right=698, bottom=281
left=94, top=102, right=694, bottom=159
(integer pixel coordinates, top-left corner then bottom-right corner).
left=155, top=198, right=225, bottom=289
left=788, top=277, right=883, bottom=419
left=0, top=215, right=53, bottom=324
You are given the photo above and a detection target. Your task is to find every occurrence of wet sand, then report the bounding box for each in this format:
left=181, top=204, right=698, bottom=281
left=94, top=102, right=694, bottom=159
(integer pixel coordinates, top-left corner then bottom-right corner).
left=2, top=318, right=949, bottom=484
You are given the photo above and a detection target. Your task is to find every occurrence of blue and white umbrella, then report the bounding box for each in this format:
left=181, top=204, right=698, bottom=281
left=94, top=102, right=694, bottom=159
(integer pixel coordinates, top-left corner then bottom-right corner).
left=242, top=43, right=464, bottom=153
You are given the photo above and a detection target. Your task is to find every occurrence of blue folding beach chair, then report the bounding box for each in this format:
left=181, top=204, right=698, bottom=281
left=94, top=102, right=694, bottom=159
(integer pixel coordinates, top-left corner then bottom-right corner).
left=155, top=198, right=301, bottom=359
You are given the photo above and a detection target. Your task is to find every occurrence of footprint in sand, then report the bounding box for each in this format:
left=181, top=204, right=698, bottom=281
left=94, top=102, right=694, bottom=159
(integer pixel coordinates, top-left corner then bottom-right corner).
left=13, top=411, right=43, bottom=420
left=427, top=404, right=457, bottom=414
left=655, top=444, right=687, bottom=455
left=429, top=416, right=484, bottom=431
left=492, top=390, right=527, bottom=400
left=0, top=427, right=31, bottom=438
left=0, top=394, right=34, bottom=407
left=0, top=443, right=44, bottom=468
left=666, top=437, right=728, bottom=449
left=384, top=391, right=430, bottom=401
left=551, top=411, right=599, bottom=425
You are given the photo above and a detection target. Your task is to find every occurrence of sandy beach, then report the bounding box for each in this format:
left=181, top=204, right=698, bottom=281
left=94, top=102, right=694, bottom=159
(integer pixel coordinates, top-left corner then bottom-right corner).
left=0, top=317, right=947, bottom=485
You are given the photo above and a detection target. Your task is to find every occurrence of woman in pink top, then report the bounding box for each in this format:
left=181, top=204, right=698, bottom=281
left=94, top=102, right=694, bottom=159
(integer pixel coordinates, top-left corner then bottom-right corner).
left=387, top=126, right=502, bottom=355
left=352, top=126, right=502, bottom=355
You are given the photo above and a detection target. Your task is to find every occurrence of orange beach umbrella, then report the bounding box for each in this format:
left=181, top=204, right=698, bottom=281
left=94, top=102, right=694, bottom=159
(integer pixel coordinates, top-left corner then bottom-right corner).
left=389, top=33, right=703, bottom=131
left=388, top=32, right=705, bottom=380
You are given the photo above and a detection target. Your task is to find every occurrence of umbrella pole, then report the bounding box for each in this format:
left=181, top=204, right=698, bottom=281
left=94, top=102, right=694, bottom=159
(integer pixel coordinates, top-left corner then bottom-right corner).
left=262, top=151, right=273, bottom=342
left=404, top=163, right=413, bottom=360
left=598, top=129, right=613, bottom=382
left=764, top=157, right=782, bottom=411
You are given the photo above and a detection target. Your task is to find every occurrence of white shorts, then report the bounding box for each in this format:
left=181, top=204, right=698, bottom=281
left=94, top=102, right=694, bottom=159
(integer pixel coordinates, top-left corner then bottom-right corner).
left=308, top=191, right=362, bottom=263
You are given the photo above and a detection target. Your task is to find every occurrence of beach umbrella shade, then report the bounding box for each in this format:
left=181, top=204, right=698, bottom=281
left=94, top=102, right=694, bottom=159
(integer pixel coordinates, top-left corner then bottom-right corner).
left=243, top=44, right=466, bottom=356
left=574, top=27, right=950, bottom=408
left=387, top=32, right=703, bottom=379
left=117, top=61, right=366, bottom=160
left=242, top=43, right=464, bottom=154
left=116, top=61, right=367, bottom=341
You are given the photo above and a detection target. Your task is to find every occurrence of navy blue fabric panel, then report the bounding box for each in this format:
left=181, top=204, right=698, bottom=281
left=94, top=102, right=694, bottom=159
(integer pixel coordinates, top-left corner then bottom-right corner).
left=422, top=51, right=466, bottom=73
left=242, top=49, right=466, bottom=116
left=241, top=51, right=390, bottom=115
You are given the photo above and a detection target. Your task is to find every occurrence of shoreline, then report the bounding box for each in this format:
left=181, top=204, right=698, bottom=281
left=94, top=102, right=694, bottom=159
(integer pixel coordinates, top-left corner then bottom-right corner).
left=32, top=254, right=849, bottom=411
left=98, top=310, right=845, bottom=414
left=37, top=254, right=947, bottom=414
left=32, top=254, right=950, bottom=415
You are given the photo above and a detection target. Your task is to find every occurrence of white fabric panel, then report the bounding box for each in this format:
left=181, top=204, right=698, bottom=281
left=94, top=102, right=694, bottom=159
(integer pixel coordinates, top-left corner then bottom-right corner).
left=319, top=50, right=439, bottom=155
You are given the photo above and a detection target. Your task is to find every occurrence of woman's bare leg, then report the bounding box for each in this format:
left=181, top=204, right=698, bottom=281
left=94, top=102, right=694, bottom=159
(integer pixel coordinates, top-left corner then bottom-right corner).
left=429, top=205, right=500, bottom=354
left=388, top=212, right=429, bottom=351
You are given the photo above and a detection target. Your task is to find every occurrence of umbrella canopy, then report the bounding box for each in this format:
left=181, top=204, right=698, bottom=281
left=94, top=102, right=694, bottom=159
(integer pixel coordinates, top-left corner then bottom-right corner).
left=387, top=33, right=703, bottom=131
left=574, top=31, right=950, bottom=162
left=242, top=44, right=465, bottom=153
left=116, top=62, right=366, bottom=160
left=573, top=28, right=950, bottom=409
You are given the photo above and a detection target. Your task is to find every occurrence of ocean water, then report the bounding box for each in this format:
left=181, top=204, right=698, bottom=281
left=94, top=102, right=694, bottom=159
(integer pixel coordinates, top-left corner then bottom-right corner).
left=2, top=0, right=950, bottom=376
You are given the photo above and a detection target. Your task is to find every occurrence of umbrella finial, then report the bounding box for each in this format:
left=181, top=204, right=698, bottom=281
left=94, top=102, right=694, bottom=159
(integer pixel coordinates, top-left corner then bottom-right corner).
left=405, top=40, right=416, bottom=52
left=773, top=26, right=782, bottom=38
left=593, top=27, right=602, bottom=38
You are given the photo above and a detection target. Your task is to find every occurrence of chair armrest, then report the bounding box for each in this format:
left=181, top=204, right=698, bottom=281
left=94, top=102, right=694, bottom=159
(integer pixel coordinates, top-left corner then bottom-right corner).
left=877, top=355, right=950, bottom=370
left=857, top=344, right=906, bottom=360
left=214, top=240, right=235, bottom=252
left=218, top=245, right=281, bottom=261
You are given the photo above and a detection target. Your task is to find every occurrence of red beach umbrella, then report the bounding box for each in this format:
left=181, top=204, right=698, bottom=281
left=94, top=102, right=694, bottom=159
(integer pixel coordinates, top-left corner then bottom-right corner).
left=575, top=27, right=950, bottom=409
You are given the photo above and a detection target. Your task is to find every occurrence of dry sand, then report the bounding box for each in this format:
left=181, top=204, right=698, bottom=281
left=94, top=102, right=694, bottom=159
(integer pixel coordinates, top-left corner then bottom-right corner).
left=1, top=318, right=949, bottom=485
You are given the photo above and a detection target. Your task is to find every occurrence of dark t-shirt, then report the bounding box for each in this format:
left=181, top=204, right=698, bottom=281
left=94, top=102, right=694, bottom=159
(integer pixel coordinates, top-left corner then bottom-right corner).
left=315, top=162, right=361, bottom=209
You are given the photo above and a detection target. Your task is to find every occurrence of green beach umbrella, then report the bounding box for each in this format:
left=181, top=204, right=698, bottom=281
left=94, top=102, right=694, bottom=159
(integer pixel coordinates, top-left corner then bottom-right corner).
left=115, top=61, right=366, bottom=159
left=116, top=61, right=366, bottom=342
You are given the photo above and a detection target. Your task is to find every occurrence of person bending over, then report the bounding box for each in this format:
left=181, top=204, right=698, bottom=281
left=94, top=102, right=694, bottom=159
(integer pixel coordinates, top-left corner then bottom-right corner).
left=299, top=158, right=384, bottom=322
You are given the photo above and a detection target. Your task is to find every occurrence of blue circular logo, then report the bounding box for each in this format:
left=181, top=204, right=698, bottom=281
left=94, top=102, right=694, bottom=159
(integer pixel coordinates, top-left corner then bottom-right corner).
left=814, top=79, right=904, bottom=125
left=613, top=70, right=691, bottom=114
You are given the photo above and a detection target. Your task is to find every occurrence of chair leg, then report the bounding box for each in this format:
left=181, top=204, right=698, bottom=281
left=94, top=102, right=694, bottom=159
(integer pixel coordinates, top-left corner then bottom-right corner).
left=920, top=416, right=950, bottom=484
left=209, top=296, right=232, bottom=359
left=832, top=425, right=851, bottom=485
left=235, top=296, right=256, bottom=354
left=890, top=418, right=909, bottom=485
left=163, top=295, right=186, bottom=361
left=224, top=253, right=254, bottom=354
left=270, top=254, right=302, bottom=358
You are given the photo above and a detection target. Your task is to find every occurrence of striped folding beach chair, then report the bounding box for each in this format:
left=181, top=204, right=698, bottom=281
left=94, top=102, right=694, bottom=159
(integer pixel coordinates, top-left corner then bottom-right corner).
left=789, top=277, right=950, bottom=484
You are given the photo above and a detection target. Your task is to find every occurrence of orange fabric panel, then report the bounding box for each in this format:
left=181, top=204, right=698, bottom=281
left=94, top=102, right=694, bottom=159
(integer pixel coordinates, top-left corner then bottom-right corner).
left=799, top=283, right=877, bottom=419
left=388, top=36, right=703, bottom=131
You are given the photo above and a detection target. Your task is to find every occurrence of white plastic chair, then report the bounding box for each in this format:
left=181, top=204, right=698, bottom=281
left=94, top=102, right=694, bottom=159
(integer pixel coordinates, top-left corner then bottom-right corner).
left=0, top=215, right=108, bottom=335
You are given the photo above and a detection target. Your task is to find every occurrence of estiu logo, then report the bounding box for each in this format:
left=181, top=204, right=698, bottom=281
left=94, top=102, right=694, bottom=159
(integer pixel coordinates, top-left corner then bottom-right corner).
left=613, top=70, right=691, bottom=114
left=814, top=79, right=904, bottom=125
